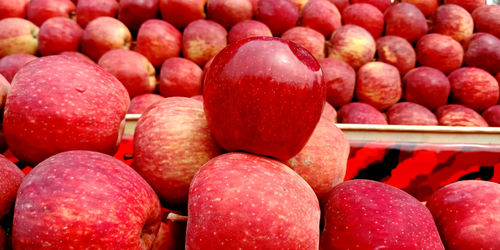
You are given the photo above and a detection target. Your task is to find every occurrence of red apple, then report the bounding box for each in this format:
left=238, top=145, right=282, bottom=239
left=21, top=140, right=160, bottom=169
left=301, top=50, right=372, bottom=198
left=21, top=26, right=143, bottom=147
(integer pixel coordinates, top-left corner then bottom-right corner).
left=203, top=37, right=325, bottom=161
left=228, top=20, right=272, bottom=44
left=285, top=116, right=349, bottom=201
left=482, top=105, right=500, bottom=127
left=385, top=3, right=428, bottom=43
left=81, top=17, right=132, bottom=61
left=12, top=150, right=161, bottom=248
left=327, top=24, right=376, bottom=70
left=207, top=0, right=253, bottom=29
left=338, top=102, right=388, bottom=124
left=152, top=209, right=187, bottom=250
left=376, top=36, right=416, bottom=76
left=132, top=97, right=223, bottom=208
left=322, top=101, right=337, bottom=123
left=464, top=32, right=500, bottom=75
left=281, top=26, right=325, bottom=60
left=0, top=54, right=37, bottom=82
left=436, top=104, right=489, bottom=127
left=159, top=57, right=203, bottom=97
left=417, top=33, right=464, bottom=74
left=448, top=67, right=499, bottom=112
left=0, top=0, right=29, bottom=20
left=342, top=3, right=384, bottom=39
left=0, top=18, right=39, bottom=58
left=351, top=0, right=391, bottom=12
left=159, top=0, right=206, bottom=29
left=4, top=55, right=130, bottom=166
left=135, top=19, right=181, bottom=68
left=387, top=102, right=438, bottom=125
left=0, top=154, right=24, bottom=218
left=0, top=74, right=10, bottom=109
left=76, top=0, right=119, bottom=28
left=38, top=17, right=83, bottom=56
left=327, top=0, right=348, bottom=13
left=98, top=49, right=156, bottom=98
left=356, top=61, right=402, bottom=111
left=186, top=152, right=320, bottom=249
left=432, top=4, right=474, bottom=44
left=401, top=0, right=438, bottom=17
left=256, top=0, right=299, bottom=36
left=321, top=179, right=444, bottom=249
left=118, top=0, right=159, bottom=31
left=128, top=94, right=164, bottom=114
left=403, top=66, right=451, bottom=111
left=444, top=0, right=485, bottom=13
left=182, top=19, right=227, bottom=67
left=472, top=5, right=500, bottom=39
left=27, top=0, right=75, bottom=26
left=426, top=180, right=500, bottom=249
left=58, top=51, right=94, bottom=63
left=300, top=0, right=341, bottom=38
left=319, top=57, right=355, bottom=108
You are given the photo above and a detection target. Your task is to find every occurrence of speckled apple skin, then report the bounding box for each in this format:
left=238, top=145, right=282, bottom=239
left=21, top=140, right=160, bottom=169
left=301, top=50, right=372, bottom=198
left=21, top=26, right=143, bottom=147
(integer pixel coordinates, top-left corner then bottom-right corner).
left=301, top=0, right=341, bottom=38
left=319, top=58, right=355, bottom=108
left=376, top=36, right=416, bottom=76
left=0, top=18, right=38, bottom=58
left=448, top=67, right=499, bottom=112
left=4, top=55, right=130, bottom=166
left=285, top=116, right=349, bottom=201
left=128, top=94, right=164, bottom=114
left=417, top=33, right=464, bottom=74
left=356, top=62, right=402, bottom=111
left=0, top=54, right=37, bottom=82
left=12, top=151, right=161, bottom=249
left=159, top=57, right=203, bottom=97
left=136, top=19, right=182, bottom=68
left=436, top=104, right=488, bottom=127
left=0, top=154, right=24, bottom=218
left=281, top=27, right=325, bottom=60
left=384, top=3, right=428, bottom=43
left=342, top=3, right=384, bottom=39
left=351, top=0, right=391, bottom=12
left=159, top=0, right=207, bottom=29
left=186, top=152, right=320, bottom=249
left=321, top=179, right=445, bottom=250
left=256, top=0, right=299, bottom=36
left=81, top=17, right=132, bottom=61
left=203, top=37, right=325, bottom=161
left=432, top=4, right=473, bottom=44
left=26, top=0, right=75, bottom=26
left=228, top=20, right=272, bottom=44
left=328, top=24, right=376, bottom=70
left=472, top=5, right=500, bottom=39
left=338, top=102, right=387, bottom=124
left=182, top=19, right=227, bottom=67
left=387, top=102, right=438, bottom=125
left=403, top=67, right=451, bottom=111
left=38, top=17, right=83, bottom=56
left=444, top=0, right=485, bottom=13
left=464, top=33, right=500, bottom=75
left=76, top=0, right=119, bottom=28
left=58, top=51, right=95, bottom=64
left=427, top=180, right=500, bottom=249
left=133, top=97, right=223, bottom=208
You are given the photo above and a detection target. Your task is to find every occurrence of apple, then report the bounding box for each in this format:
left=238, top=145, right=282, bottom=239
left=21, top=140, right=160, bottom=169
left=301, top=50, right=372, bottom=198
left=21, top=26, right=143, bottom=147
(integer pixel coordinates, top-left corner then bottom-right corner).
left=327, top=0, right=349, bottom=13
left=482, top=105, right=500, bottom=127
left=58, top=51, right=94, bottom=63
left=132, top=97, right=223, bottom=208
left=401, top=0, right=438, bottom=17
left=182, top=19, right=227, bottom=67
left=0, top=18, right=38, bottom=58
left=255, top=0, right=299, bottom=36
left=152, top=209, right=187, bottom=250
left=417, top=33, right=464, bottom=74
left=342, top=3, right=384, bottom=39
left=118, top=0, right=159, bottom=31
left=4, top=55, right=130, bottom=166
left=207, top=0, right=253, bottom=29
left=228, top=20, right=272, bottom=44
left=12, top=150, right=161, bottom=248
left=444, top=0, right=485, bottom=13
left=322, top=101, right=337, bottom=123
left=321, top=179, right=444, bottom=249
left=26, top=0, right=75, bottom=26
left=300, top=0, right=341, bottom=38
left=281, top=26, right=325, bottom=61
left=81, top=17, right=132, bottom=61
left=128, top=94, right=164, bottom=114
left=319, top=57, right=355, bottom=108
left=338, top=102, right=388, bottom=124
left=135, top=19, right=181, bottom=68
left=432, top=4, right=474, bottom=44
left=0, top=74, right=10, bottom=108
left=403, top=67, right=451, bottom=111
left=387, top=102, right=438, bottom=125
left=290, top=0, right=309, bottom=10
left=385, top=3, right=428, bottom=43
left=76, top=0, right=119, bottom=28
left=464, top=32, right=500, bottom=75
left=0, top=0, right=29, bottom=20
left=0, top=154, right=24, bottom=218
left=356, top=61, right=402, bottom=111
left=159, top=0, right=207, bottom=29
left=426, top=180, right=500, bottom=249
left=186, top=152, right=320, bottom=249
left=38, top=17, right=83, bottom=56
left=159, top=57, right=203, bottom=97
left=98, top=49, right=156, bottom=98
left=376, top=35, right=416, bottom=76
left=436, top=104, right=489, bottom=127
left=203, top=37, right=325, bottom=161
left=472, top=5, right=500, bottom=39
left=285, top=115, right=349, bottom=201
left=327, top=24, right=376, bottom=70
left=448, top=67, right=499, bottom=112
left=0, top=54, right=37, bottom=82
left=351, top=0, right=391, bottom=12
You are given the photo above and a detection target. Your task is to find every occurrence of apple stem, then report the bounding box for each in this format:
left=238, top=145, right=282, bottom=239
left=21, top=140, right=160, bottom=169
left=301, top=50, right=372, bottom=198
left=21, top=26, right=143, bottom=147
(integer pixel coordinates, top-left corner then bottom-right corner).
left=167, top=213, right=188, bottom=222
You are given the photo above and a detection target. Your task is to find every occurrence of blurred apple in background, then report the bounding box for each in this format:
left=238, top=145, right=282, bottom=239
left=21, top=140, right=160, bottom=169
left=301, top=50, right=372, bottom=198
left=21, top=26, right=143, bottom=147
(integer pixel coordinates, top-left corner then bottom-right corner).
left=472, top=4, right=500, bottom=39
left=207, top=0, right=253, bottom=29
left=0, top=54, right=37, bottom=82
left=384, top=3, right=428, bottom=43
left=448, top=67, right=499, bottom=112
left=300, top=0, right=341, bottom=38
left=342, top=3, right=384, bottom=39
left=338, top=102, right=388, bottom=124
left=127, top=93, right=164, bottom=114
left=281, top=27, right=325, bottom=60
left=228, top=20, right=272, bottom=44
left=319, top=58, right=355, bottom=108
left=401, top=0, right=438, bottom=17
left=256, top=0, right=299, bottom=36
left=0, top=18, right=38, bottom=58
left=387, top=102, right=438, bottom=125
left=159, top=57, right=203, bottom=97
left=436, top=104, right=489, bottom=127
left=182, top=19, right=227, bottom=67
left=432, top=4, right=474, bottom=44
left=376, top=35, right=416, bottom=76
left=351, top=0, right=391, bottom=12
left=135, top=19, right=182, bottom=68
left=81, top=17, right=132, bottom=61
left=328, top=0, right=349, bottom=13
left=403, top=66, right=451, bottom=111
left=118, top=0, right=159, bottom=31
left=482, top=105, right=500, bottom=127
left=356, top=61, right=402, bottom=111
left=26, top=0, right=75, bottom=26
left=0, top=0, right=29, bottom=20
left=328, top=24, right=376, bottom=70
left=160, top=0, right=207, bottom=29
left=444, top=0, right=485, bottom=13
left=76, top=0, right=119, bottom=28
left=417, top=33, right=464, bottom=74
left=38, top=17, right=83, bottom=56
left=464, top=32, right=500, bottom=75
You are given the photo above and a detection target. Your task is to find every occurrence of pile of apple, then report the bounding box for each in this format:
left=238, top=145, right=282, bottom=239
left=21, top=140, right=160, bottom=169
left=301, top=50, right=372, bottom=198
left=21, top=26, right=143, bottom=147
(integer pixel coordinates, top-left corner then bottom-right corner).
left=0, top=0, right=500, bottom=249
